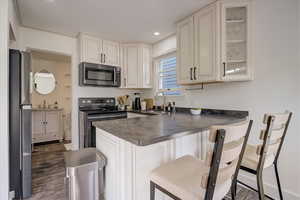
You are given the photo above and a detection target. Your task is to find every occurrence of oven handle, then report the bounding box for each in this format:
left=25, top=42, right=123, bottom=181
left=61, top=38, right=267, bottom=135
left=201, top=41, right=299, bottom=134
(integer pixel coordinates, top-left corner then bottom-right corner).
left=114, top=68, right=117, bottom=86
left=87, top=113, right=127, bottom=121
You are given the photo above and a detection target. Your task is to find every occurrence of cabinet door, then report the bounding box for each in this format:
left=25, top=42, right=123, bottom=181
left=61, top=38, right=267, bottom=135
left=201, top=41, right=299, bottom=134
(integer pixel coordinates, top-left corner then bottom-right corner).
left=141, top=46, right=152, bottom=88
left=45, top=111, right=60, bottom=139
left=102, top=40, right=120, bottom=66
left=81, top=35, right=101, bottom=64
left=124, top=45, right=139, bottom=88
left=220, top=0, right=252, bottom=81
left=176, top=17, right=194, bottom=84
left=32, top=111, right=45, bottom=143
left=194, top=5, right=217, bottom=82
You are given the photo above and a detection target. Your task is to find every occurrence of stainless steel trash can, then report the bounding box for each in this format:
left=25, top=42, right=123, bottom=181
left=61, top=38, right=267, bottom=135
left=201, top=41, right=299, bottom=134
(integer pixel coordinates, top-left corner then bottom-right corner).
left=64, top=148, right=106, bottom=200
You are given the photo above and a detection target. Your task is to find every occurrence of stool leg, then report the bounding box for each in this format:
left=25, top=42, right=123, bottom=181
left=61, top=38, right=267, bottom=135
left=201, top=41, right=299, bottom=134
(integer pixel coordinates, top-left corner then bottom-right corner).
left=231, top=178, right=237, bottom=200
left=150, top=181, right=155, bottom=200
left=257, top=172, right=265, bottom=200
left=274, top=163, right=283, bottom=200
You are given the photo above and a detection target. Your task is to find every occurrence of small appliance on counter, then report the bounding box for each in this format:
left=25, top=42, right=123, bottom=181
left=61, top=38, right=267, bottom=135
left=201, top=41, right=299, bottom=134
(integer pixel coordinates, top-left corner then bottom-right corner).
left=133, top=93, right=141, bottom=111
left=144, top=98, right=154, bottom=110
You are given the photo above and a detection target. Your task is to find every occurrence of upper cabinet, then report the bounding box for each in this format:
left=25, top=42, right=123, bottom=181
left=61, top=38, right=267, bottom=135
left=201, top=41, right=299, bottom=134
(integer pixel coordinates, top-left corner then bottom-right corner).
left=220, top=0, right=252, bottom=81
left=121, top=44, right=152, bottom=89
left=177, top=17, right=194, bottom=85
left=176, top=0, right=252, bottom=85
left=79, top=34, right=120, bottom=66
left=102, top=40, right=120, bottom=66
left=194, top=4, right=217, bottom=83
left=79, top=34, right=152, bottom=89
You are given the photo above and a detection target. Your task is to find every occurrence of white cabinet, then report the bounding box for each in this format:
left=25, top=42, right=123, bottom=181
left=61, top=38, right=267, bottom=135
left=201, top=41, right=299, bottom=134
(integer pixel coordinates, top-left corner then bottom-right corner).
left=220, top=0, right=253, bottom=81
left=79, top=34, right=120, bottom=66
left=122, top=44, right=152, bottom=89
left=32, top=110, right=63, bottom=143
left=81, top=35, right=102, bottom=64
left=177, top=5, right=217, bottom=84
left=141, top=46, right=152, bottom=88
left=32, top=111, right=45, bottom=141
left=102, top=40, right=120, bottom=66
left=176, top=0, right=252, bottom=84
left=194, top=5, right=217, bottom=82
left=122, top=44, right=139, bottom=88
left=176, top=17, right=194, bottom=84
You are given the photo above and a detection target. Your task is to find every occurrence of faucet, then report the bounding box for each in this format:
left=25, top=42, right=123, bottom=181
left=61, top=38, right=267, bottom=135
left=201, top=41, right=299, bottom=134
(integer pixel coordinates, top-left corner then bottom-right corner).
left=43, top=100, right=47, bottom=109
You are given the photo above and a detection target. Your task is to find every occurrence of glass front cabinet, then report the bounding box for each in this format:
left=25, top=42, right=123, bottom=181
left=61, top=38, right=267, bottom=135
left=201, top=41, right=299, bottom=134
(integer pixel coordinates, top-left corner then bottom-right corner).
left=176, top=0, right=253, bottom=85
left=220, top=0, right=253, bottom=81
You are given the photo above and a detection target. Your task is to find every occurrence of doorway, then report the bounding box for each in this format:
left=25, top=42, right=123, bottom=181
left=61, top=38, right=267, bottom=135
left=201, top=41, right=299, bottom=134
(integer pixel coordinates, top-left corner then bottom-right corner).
left=29, top=50, right=72, bottom=199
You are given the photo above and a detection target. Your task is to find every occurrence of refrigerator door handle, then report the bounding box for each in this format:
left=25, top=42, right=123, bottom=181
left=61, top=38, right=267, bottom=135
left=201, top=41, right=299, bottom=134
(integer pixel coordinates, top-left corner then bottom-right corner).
left=21, top=52, right=32, bottom=105
left=23, top=152, right=31, bottom=157
left=21, top=105, right=32, bottom=110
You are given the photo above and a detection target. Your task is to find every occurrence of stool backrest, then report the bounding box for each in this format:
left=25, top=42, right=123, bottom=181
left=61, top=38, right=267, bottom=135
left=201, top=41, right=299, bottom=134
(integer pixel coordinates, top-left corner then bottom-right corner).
left=256, top=111, right=292, bottom=169
left=202, top=120, right=253, bottom=200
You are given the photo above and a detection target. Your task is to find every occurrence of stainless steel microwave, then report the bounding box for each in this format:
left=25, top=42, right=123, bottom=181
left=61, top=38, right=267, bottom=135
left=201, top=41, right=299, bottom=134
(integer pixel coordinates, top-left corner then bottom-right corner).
left=79, top=62, right=121, bottom=87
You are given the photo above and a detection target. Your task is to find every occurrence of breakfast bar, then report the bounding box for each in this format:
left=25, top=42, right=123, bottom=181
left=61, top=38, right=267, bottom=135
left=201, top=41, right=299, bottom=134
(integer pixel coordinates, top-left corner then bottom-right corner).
left=92, top=109, right=248, bottom=200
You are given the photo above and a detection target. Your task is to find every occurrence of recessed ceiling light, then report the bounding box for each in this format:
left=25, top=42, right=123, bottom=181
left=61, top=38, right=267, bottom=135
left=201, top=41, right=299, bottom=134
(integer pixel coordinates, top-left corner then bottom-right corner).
left=46, top=0, right=55, bottom=3
left=153, top=32, right=160, bottom=36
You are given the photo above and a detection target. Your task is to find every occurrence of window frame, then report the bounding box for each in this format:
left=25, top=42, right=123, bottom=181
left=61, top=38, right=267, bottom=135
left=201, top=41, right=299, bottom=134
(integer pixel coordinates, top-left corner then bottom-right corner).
left=154, top=52, right=183, bottom=96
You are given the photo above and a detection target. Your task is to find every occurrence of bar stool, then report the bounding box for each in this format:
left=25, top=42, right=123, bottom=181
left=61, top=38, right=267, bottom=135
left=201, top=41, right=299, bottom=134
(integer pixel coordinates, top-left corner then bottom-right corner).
left=237, top=111, right=292, bottom=200
left=149, top=120, right=253, bottom=200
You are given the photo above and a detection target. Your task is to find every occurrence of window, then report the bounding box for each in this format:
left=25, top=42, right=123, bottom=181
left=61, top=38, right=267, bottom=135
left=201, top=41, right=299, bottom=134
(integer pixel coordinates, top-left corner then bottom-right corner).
left=157, top=54, right=181, bottom=96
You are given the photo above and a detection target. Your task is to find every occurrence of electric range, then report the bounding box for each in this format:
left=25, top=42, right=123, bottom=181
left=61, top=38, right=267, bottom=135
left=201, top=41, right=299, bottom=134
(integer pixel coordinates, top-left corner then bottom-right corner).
left=79, top=97, right=127, bottom=148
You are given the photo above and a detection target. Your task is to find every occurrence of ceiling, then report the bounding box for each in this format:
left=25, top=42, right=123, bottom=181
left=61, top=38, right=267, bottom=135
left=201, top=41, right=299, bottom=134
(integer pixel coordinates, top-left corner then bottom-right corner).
left=16, top=0, right=214, bottom=43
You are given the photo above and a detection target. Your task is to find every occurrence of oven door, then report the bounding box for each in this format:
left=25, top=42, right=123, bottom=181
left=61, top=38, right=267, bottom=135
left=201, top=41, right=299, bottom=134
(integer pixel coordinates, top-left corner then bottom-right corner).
left=80, top=112, right=127, bottom=148
left=80, top=63, right=120, bottom=87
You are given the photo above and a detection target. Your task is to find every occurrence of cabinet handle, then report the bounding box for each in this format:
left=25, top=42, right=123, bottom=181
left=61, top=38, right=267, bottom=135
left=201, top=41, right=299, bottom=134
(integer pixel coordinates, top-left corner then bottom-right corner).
left=124, top=78, right=126, bottom=87
left=190, top=68, right=193, bottom=80
left=223, top=62, right=226, bottom=77
left=100, top=53, right=103, bottom=63
left=194, top=67, right=197, bottom=80
left=104, top=54, right=106, bottom=63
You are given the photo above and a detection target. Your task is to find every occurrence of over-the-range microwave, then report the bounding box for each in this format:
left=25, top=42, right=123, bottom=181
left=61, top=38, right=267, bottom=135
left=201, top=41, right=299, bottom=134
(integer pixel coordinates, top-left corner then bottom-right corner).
left=79, top=62, right=121, bottom=87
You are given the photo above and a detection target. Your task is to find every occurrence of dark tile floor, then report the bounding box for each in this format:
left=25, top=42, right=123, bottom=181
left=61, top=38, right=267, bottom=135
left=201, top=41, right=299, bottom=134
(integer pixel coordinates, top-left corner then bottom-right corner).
left=27, top=143, right=259, bottom=200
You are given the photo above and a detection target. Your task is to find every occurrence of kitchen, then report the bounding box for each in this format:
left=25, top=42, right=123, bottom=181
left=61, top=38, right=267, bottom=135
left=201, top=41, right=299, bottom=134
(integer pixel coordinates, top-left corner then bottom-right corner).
left=1, top=0, right=300, bottom=200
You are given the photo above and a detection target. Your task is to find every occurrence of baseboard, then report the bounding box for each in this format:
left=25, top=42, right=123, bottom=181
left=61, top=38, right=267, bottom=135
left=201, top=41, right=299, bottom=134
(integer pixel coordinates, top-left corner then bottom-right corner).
left=238, top=174, right=300, bottom=200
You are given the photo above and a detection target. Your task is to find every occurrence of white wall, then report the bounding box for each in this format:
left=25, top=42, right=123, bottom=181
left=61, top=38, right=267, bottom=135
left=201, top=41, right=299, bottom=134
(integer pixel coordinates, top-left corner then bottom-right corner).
left=152, top=0, right=300, bottom=199
left=0, top=0, right=10, bottom=199
left=19, top=27, right=142, bottom=150
left=152, top=34, right=177, bottom=58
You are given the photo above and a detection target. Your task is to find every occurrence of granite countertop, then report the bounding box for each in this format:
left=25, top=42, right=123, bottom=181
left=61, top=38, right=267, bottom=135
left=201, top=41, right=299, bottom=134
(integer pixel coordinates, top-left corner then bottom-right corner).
left=92, top=109, right=248, bottom=146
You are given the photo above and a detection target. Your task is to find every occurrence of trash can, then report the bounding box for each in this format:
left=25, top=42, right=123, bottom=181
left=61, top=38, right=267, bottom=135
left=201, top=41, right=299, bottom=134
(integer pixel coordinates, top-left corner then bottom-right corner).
left=64, top=148, right=106, bottom=200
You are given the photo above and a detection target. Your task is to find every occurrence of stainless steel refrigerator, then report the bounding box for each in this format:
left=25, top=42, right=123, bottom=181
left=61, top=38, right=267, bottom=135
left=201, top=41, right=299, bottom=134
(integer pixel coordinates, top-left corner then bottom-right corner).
left=9, top=49, right=32, bottom=199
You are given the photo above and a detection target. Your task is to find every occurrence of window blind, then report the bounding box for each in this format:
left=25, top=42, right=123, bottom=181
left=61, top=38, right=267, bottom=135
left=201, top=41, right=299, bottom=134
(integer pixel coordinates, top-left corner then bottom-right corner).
left=158, top=56, right=181, bottom=95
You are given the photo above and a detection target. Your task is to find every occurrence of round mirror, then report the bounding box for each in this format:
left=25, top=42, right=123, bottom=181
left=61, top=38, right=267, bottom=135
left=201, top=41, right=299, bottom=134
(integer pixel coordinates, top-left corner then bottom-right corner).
left=34, top=70, right=56, bottom=95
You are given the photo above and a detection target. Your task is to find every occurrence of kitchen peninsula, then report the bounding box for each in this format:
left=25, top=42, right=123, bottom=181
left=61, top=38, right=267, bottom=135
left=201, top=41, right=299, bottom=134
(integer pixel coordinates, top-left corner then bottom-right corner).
left=93, top=109, right=248, bottom=200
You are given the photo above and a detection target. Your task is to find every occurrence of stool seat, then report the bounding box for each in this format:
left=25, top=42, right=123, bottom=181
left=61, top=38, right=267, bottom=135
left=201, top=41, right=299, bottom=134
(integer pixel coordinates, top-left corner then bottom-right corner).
left=150, top=155, right=231, bottom=200
left=241, top=144, right=275, bottom=171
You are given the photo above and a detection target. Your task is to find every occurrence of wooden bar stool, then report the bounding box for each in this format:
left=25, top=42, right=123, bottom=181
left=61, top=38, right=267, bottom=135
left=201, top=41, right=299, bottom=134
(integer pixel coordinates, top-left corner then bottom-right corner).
left=237, top=111, right=292, bottom=200
left=149, top=120, right=253, bottom=200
